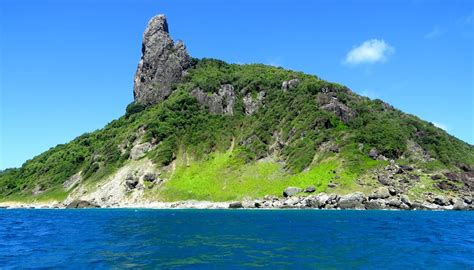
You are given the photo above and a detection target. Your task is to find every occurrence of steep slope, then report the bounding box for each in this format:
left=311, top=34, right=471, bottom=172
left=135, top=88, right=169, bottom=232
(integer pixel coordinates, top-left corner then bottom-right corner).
left=1, top=15, right=472, bottom=208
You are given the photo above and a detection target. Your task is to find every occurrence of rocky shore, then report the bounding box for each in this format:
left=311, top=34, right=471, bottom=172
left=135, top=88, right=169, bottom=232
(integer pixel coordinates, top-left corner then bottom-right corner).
left=1, top=187, right=472, bottom=210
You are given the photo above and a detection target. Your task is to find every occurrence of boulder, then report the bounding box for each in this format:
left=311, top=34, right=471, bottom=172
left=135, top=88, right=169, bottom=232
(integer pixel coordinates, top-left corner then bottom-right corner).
left=386, top=198, right=402, bottom=208
left=66, top=200, right=99, bottom=209
left=400, top=195, right=412, bottom=207
left=369, top=187, right=390, bottom=200
left=125, top=179, right=139, bottom=190
left=304, top=186, right=316, bottom=193
left=452, top=198, right=467, bottom=210
left=369, top=148, right=378, bottom=159
left=133, top=15, right=191, bottom=105
left=283, top=187, right=303, bottom=197
left=364, top=199, right=386, bottom=210
left=430, top=174, right=443, bottom=180
left=143, top=173, right=157, bottom=182
left=281, top=79, right=300, bottom=91
left=305, top=193, right=329, bottom=208
left=433, top=195, right=449, bottom=206
left=377, top=175, right=392, bottom=186
left=228, top=202, right=243, bottom=209
left=338, top=192, right=366, bottom=209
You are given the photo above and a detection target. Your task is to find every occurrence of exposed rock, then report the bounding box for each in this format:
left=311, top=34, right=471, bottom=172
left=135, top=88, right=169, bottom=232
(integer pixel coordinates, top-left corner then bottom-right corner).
left=452, top=198, right=467, bottom=210
left=369, top=187, right=390, bottom=200
left=283, top=187, right=303, bottom=197
left=386, top=198, right=402, bottom=208
left=281, top=79, right=300, bottom=91
left=63, top=172, right=83, bottom=191
left=143, top=173, right=157, bottom=182
left=431, top=174, right=443, bottom=180
left=377, top=175, right=392, bottom=186
left=134, top=15, right=191, bottom=105
left=365, top=199, right=386, bottom=210
left=305, top=193, right=329, bottom=208
left=400, top=195, right=412, bottom=207
left=191, top=84, right=236, bottom=115
left=130, top=142, right=154, bottom=160
left=433, top=195, right=449, bottom=206
left=243, top=91, right=265, bottom=115
left=229, top=202, right=243, bottom=209
left=125, top=173, right=139, bottom=190
left=369, top=148, right=378, bottom=159
left=32, top=185, right=44, bottom=196
left=338, top=192, right=365, bottom=209
left=304, top=186, right=316, bottom=193
left=66, top=200, right=99, bottom=209
left=436, top=180, right=459, bottom=191
left=320, top=99, right=356, bottom=123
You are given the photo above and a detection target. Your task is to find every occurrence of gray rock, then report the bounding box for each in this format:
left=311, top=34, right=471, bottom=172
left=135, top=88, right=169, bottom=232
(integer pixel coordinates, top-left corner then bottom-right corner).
left=243, top=91, right=265, bottom=115
left=400, top=195, right=412, bottom=206
left=304, top=186, right=316, bottom=193
left=191, top=84, right=236, bottom=115
left=431, top=174, right=443, bottom=180
left=134, top=15, right=191, bottom=105
left=369, top=187, right=390, bottom=200
left=66, top=200, right=99, bottom=209
left=369, top=148, right=378, bottom=159
left=433, top=195, right=449, bottom=206
left=320, top=99, right=356, bottom=123
left=143, top=173, right=156, bottom=182
left=338, top=192, right=366, bottom=209
left=125, top=179, right=139, bottom=190
left=130, top=142, right=154, bottom=160
left=386, top=198, right=402, bottom=208
left=229, top=202, right=243, bottom=209
left=305, top=193, right=329, bottom=208
left=378, top=175, right=392, bottom=186
left=283, top=187, right=303, bottom=197
left=365, top=199, right=386, bottom=210
left=63, top=172, right=82, bottom=191
left=281, top=79, right=300, bottom=91
left=452, top=198, right=467, bottom=210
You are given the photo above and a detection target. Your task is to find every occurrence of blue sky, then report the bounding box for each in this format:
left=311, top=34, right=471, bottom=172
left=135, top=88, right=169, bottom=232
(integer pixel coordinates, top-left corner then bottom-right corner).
left=1, top=0, right=473, bottom=169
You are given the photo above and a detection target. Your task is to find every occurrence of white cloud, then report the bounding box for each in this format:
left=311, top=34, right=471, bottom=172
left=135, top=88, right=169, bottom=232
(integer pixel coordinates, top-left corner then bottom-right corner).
left=424, top=26, right=444, bottom=39
left=344, top=39, right=394, bottom=65
left=433, top=122, right=449, bottom=131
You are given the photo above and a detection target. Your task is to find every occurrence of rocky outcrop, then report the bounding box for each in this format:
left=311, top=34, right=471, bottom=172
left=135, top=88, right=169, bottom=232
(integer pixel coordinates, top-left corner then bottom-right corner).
left=320, top=99, right=356, bottom=123
left=66, top=200, right=99, bottom=209
left=243, top=91, right=265, bottom=115
left=283, top=187, right=303, bottom=197
left=191, top=84, right=236, bottom=115
left=281, top=79, right=300, bottom=91
left=134, top=15, right=191, bottom=105
left=338, top=192, right=365, bottom=209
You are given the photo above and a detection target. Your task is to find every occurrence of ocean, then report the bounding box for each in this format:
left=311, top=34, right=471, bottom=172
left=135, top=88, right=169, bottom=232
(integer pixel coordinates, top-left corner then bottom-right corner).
left=0, top=209, right=472, bottom=269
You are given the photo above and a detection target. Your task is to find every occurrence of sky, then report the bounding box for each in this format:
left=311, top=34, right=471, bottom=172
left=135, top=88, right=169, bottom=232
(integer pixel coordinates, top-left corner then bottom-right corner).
left=0, top=0, right=473, bottom=170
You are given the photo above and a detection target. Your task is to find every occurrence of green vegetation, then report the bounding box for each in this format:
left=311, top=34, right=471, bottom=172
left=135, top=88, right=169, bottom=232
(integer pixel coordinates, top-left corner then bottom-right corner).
left=1, top=58, right=473, bottom=201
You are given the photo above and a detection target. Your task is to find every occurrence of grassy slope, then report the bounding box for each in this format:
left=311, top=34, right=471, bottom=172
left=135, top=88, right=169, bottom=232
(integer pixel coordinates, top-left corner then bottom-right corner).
left=1, top=58, right=473, bottom=202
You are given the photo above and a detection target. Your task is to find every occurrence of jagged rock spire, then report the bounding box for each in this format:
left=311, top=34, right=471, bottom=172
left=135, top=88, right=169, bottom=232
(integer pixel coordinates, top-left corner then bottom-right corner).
left=133, top=14, right=191, bottom=105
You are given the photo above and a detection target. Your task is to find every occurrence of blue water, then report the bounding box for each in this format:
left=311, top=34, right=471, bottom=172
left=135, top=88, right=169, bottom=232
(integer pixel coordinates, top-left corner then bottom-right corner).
left=0, top=209, right=473, bottom=269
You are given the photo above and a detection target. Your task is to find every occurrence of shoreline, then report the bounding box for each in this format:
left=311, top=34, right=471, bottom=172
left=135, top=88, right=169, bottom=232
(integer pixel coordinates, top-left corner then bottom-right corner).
left=1, top=195, right=472, bottom=211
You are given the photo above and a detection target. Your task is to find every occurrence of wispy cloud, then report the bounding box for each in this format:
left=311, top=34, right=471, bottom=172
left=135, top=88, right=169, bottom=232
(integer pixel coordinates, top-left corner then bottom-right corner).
left=359, top=89, right=377, bottom=99
left=433, top=122, right=449, bottom=131
left=424, top=26, right=444, bottom=39
left=344, top=39, right=394, bottom=65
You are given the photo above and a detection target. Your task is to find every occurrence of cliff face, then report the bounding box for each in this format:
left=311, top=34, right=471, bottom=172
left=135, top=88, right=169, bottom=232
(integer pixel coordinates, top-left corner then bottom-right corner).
left=133, top=15, right=191, bottom=105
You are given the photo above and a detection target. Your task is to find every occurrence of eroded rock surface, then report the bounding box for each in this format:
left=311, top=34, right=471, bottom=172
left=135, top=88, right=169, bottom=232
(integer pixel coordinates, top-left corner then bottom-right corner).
left=134, top=15, right=191, bottom=105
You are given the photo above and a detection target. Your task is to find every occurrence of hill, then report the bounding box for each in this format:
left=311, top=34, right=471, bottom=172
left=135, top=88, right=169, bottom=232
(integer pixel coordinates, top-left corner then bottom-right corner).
left=1, top=14, right=472, bottom=210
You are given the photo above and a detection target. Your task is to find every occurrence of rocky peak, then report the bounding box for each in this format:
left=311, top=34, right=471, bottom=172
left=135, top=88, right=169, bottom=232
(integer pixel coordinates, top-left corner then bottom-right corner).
left=133, top=14, right=191, bottom=105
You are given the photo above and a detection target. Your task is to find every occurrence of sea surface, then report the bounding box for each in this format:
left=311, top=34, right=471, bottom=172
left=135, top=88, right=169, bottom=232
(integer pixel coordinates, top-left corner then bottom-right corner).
left=0, top=209, right=473, bottom=269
